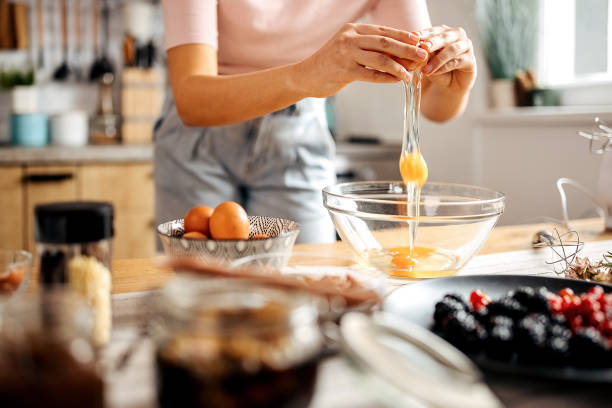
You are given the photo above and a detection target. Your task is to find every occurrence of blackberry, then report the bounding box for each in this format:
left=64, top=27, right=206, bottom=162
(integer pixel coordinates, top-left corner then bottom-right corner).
left=511, top=286, right=535, bottom=305
left=473, top=307, right=490, bottom=326
left=488, top=315, right=513, bottom=330
left=443, top=310, right=487, bottom=353
left=511, top=286, right=550, bottom=314
left=487, top=297, right=528, bottom=320
left=550, top=314, right=568, bottom=328
left=515, top=315, right=548, bottom=363
left=443, top=294, right=469, bottom=310
left=485, top=324, right=514, bottom=361
left=434, top=296, right=468, bottom=329
left=548, top=323, right=571, bottom=340
left=543, top=336, right=570, bottom=365
left=570, top=328, right=611, bottom=367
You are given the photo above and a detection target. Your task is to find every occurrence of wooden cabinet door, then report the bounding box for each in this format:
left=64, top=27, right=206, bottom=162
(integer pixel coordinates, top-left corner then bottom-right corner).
left=23, top=165, right=79, bottom=252
left=0, top=166, right=24, bottom=250
left=80, top=163, right=155, bottom=259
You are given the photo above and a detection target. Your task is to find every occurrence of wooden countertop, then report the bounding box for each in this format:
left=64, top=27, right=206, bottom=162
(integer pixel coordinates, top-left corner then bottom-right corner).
left=111, top=218, right=612, bottom=294
left=0, top=144, right=153, bottom=165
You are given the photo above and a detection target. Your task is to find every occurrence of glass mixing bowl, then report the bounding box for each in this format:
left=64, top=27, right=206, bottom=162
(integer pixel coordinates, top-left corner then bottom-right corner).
left=323, top=182, right=505, bottom=282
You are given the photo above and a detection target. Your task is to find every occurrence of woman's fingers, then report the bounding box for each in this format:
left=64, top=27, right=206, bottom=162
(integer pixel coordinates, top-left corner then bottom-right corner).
left=354, top=23, right=420, bottom=45
left=393, top=57, right=423, bottom=72
left=357, top=67, right=401, bottom=83
left=422, top=39, right=471, bottom=74
left=428, top=51, right=473, bottom=76
left=354, top=49, right=409, bottom=80
left=419, top=26, right=467, bottom=54
left=357, top=35, right=428, bottom=62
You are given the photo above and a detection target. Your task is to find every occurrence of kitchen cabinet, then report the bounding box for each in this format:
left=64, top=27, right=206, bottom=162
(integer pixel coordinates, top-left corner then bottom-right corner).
left=80, top=163, right=155, bottom=259
left=0, top=161, right=155, bottom=259
left=24, top=165, right=79, bottom=253
left=0, top=166, right=24, bottom=250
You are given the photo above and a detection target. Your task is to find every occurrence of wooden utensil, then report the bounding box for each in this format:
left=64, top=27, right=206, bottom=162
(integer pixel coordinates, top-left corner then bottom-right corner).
left=162, top=257, right=382, bottom=308
left=0, top=0, right=14, bottom=49
left=13, top=3, right=29, bottom=50
left=53, top=0, right=71, bottom=81
left=73, top=0, right=84, bottom=80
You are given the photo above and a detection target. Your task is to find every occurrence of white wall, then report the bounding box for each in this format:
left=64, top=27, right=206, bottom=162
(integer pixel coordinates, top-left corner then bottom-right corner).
left=335, top=0, right=487, bottom=184
left=334, top=0, right=611, bottom=226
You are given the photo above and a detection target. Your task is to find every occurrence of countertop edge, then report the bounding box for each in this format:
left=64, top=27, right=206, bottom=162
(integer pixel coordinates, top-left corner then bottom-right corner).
left=0, top=144, right=154, bottom=165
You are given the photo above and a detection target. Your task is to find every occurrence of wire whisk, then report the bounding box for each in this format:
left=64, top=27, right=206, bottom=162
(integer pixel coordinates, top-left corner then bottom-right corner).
left=578, top=117, right=612, bottom=155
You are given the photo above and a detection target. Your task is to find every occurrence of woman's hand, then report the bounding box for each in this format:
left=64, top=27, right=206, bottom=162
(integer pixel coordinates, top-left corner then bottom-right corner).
left=295, top=23, right=429, bottom=98
left=417, top=25, right=476, bottom=94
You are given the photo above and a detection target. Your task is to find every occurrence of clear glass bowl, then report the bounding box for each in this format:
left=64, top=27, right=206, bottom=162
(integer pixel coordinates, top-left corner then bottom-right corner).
left=230, top=252, right=387, bottom=314
left=323, top=181, right=505, bottom=282
left=0, top=250, right=32, bottom=298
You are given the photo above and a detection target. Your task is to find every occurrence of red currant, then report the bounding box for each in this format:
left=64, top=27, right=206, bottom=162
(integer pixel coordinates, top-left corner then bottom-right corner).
left=559, top=288, right=574, bottom=298
left=588, top=285, right=605, bottom=299
left=549, top=297, right=563, bottom=314
left=571, top=315, right=583, bottom=332
left=589, top=311, right=606, bottom=328
left=581, top=297, right=601, bottom=314
left=602, top=320, right=612, bottom=337
left=470, top=289, right=490, bottom=310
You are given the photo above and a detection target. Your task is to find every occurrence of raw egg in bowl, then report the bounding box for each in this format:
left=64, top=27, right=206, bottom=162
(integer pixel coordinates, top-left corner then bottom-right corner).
left=323, top=181, right=505, bottom=283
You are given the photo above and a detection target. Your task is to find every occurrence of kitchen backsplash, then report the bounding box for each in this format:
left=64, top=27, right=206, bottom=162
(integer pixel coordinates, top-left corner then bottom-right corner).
left=0, top=0, right=165, bottom=143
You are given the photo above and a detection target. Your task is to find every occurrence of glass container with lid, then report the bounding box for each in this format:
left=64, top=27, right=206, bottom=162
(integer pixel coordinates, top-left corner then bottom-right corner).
left=0, top=291, right=104, bottom=407
left=150, top=275, right=325, bottom=408
left=34, top=201, right=114, bottom=345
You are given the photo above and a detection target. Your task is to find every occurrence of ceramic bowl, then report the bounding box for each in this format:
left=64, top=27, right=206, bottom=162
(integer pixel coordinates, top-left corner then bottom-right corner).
left=157, top=216, right=300, bottom=264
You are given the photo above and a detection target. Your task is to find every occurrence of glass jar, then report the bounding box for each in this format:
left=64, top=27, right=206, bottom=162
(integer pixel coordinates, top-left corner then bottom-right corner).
left=34, top=201, right=114, bottom=345
left=150, top=275, right=325, bottom=408
left=0, top=291, right=104, bottom=407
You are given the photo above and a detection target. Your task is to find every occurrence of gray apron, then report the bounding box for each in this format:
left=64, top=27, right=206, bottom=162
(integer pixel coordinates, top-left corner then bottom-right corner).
left=153, top=94, right=337, bottom=244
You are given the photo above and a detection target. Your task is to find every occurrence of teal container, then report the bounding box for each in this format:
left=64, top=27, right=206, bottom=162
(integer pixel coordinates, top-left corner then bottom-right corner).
left=10, top=113, right=49, bottom=147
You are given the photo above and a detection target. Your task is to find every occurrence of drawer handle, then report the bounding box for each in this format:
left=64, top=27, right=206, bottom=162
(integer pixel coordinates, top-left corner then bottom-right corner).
left=23, top=173, right=74, bottom=183
left=336, top=171, right=356, bottom=180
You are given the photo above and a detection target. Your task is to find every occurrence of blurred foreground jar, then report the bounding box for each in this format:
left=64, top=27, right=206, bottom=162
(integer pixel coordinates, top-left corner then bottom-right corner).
left=35, top=202, right=114, bottom=345
left=0, top=291, right=104, bottom=408
left=151, top=275, right=325, bottom=408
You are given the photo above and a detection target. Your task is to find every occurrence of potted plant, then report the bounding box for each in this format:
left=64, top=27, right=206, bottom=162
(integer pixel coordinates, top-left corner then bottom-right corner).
left=476, top=0, right=539, bottom=108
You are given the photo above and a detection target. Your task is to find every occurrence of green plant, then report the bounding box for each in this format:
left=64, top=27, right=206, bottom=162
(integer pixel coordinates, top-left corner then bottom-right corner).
left=0, top=68, right=35, bottom=89
left=476, top=0, right=539, bottom=80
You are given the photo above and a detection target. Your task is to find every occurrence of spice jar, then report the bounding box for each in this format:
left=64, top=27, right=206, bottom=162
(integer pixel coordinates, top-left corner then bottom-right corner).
left=150, top=275, right=325, bottom=408
left=0, top=291, right=104, bottom=408
left=35, top=201, right=114, bottom=345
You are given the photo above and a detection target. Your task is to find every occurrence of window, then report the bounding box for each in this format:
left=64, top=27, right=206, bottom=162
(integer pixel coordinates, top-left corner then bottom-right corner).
left=537, top=0, right=612, bottom=86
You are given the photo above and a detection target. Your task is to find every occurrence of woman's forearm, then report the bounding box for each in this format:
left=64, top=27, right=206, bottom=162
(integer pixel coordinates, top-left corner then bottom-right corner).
left=420, top=79, right=470, bottom=123
left=173, top=64, right=309, bottom=127
left=169, top=25, right=430, bottom=127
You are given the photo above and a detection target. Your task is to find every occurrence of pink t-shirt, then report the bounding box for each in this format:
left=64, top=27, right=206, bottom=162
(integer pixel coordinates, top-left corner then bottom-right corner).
left=162, top=0, right=431, bottom=75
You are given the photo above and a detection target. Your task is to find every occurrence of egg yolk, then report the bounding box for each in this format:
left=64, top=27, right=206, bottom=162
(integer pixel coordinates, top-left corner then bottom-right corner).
left=399, top=151, right=428, bottom=187
left=390, top=246, right=435, bottom=268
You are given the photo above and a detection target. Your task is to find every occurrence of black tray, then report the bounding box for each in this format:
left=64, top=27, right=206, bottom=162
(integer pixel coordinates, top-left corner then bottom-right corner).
left=384, top=274, right=612, bottom=383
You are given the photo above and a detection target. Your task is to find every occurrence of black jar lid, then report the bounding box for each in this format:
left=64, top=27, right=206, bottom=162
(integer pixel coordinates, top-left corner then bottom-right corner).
left=35, top=201, right=114, bottom=244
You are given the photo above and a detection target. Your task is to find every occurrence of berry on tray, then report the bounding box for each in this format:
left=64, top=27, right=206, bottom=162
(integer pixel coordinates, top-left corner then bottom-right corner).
left=432, top=285, right=612, bottom=368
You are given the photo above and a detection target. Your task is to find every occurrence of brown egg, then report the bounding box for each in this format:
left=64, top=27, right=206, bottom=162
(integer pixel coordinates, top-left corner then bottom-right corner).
left=251, top=233, right=269, bottom=240
left=184, top=205, right=214, bottom=235
left=182, top=231, right=208, bottom=239
left=209, top=202, right=250, bottom=240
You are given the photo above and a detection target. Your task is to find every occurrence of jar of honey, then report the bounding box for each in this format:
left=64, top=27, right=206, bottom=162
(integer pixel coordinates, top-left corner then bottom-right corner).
left=151, top=275, right=325, bottom=408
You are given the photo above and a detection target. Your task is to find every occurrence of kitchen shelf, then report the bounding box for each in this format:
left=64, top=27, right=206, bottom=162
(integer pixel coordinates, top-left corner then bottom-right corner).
left=474, top=106, right=612, bottom=128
